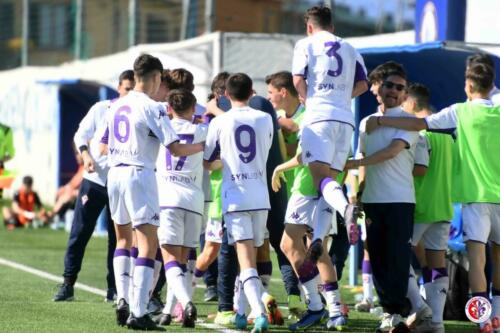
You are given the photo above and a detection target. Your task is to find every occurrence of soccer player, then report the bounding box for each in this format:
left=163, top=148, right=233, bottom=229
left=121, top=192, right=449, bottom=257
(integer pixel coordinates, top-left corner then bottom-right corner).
left=292, top=5, right=368, bottom=261
left=53, top=69, right=134, bottom=302
left=345, top=67, right=423, bottom=332
left=466, top=53, right=500, bottom=105
left=402, top=83, right=453, bottom=333
left=155, top=89, right=206, bottom=328
left=203, top=73, right=273, bottom=333
left=105, top=54, right=203, bottom=330
left=366, top=63, right=500, bottom=333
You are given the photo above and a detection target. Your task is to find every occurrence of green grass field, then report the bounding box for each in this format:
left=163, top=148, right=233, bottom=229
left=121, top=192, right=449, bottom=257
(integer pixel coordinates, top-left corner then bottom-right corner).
left=0, top=227, right=475, bottom=332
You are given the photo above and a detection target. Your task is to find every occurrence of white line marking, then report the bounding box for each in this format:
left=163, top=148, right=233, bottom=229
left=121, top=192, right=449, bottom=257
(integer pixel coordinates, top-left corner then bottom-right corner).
left=0, top=256, right=235, bottom=333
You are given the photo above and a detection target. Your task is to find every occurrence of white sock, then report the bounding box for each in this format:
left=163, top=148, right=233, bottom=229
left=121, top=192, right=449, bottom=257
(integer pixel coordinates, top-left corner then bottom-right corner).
left=312, top=197, right=335, bottom=242
left=233, top=274, right=241, bottom=312
left=324, top=282, right=342, bottom=317
left=407, top=265, right=425, bottom=314
left=300, top=275, right=323, bottom=311
left=186, top=251, right=196, bottom=298
left=152, top=249, right=163, bottom=295
left=428, top=276, right=449, bottom=324
left=165, top=261, right=190, bottom=308
left=163, top=285, right=177, bottom=315
left=129, top=247, right=138, bottom=302
left=240, top=268, right=265, bottom=316
left=362, top=273, right=374, bottom=302
left=320, top=178, right=348, bottom=218
left=131, top=257, right=155, bottom=317
left=113, top=249, right=131, bottom=303
left=237, top=278, right=249, bottom=316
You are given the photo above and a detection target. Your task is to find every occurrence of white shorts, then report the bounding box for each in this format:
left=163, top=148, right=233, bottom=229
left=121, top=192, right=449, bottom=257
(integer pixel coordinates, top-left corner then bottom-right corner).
left=411, top=222, right=450, bottom=250
left=107, top=166, right=160, bottom=227
left=462, top=203, right=500, bottom=244
left=205, top=217, right=224, bottom=243
left=224, top=210, right=268, bottom=247
left=285, top=195, right=337, bottom=238
left=158, top=208, right=202, bottom=248
left=300, top=121, right=353, bottom=172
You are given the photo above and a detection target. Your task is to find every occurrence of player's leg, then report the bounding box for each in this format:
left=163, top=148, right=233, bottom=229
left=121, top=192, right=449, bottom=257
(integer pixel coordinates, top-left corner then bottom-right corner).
left=105, top=204, right=117, bottom=302
left=114, top=222, right=133, bottom=326
left=194, top=217, right=222, bottom=284
left=490, top=205, right=500, bottom=332
left=128, top=231, right=138, bottom=305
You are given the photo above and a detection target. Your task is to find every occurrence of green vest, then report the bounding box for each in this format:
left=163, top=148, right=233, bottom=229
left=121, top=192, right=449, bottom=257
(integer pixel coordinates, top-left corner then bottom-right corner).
left=281, top=106, right=305, bottom=198
left=0, top=124, right=14, bottom=161
left=452, top=102, right=500, bottom=203
left=414, top=131, right=454, bottom=223
left=208, top=169, right=223, bottom=219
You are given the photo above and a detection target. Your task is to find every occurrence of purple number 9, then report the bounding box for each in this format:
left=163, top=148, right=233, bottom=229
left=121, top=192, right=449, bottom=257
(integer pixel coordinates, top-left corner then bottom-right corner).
left=113, top=106, right=131, bottom=143
left=235, top=125, right=256, bottom=163
left=325, top=41, right=343, bottom=77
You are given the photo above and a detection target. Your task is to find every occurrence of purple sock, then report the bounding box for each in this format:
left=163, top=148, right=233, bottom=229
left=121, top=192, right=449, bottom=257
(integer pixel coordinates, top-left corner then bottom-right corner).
left=130, top=246, right=138, bottom=259
left=194, top=268, right=205, bottom=278
left=135, top=257, right=155, bottom=268
left=114, top=248, right=130, bottom=257
left=431, top=267, right=448, bottom=281
left=298, top=260, right=319, bottom=284
left=164, top=260, right=182, bottom=272
left=323, top=281, right=339, bottom=291
left=422, top=267, right=432, bottom=284
left=362, top=260, right=372, bottom=274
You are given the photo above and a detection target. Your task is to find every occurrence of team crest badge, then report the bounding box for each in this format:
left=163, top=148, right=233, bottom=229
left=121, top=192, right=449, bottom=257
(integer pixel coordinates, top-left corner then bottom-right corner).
left=465, top=296, right=491, bottom=323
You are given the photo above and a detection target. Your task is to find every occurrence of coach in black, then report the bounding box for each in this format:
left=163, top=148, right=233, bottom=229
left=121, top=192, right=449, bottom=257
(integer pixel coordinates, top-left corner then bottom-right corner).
left=53, top=71, right=134, bottom=302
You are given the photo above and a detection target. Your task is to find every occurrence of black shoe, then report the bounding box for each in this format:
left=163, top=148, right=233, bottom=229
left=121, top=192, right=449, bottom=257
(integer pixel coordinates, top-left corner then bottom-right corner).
left=305, top=238, right=323, bottom=264
left=155, top=313, right=172, bottom=326
left=182, top=301, right=197, bottom=328
left=204, top=285, right=218, bottom=302
left=105, top=288, right=117, bottom=303
left=116, top=298, right=129, bottom=326
left=53, top=283, right=74, bottom=302
left=147, top=293, right=164, bottom=315
left=126, top=313, right=165, bottom=331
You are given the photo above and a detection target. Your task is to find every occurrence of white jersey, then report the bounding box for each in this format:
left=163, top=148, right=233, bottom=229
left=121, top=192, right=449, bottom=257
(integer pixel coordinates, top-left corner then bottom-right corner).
left=203, top=106, right=273, bottom=213
left=292, top=31, right=367, bottom=127
left=156, top=118, right=207, bottom=215
left=193, top=103, right=212, bottom=202
left=106, top=91, right=179, bottom=170
left=74, top=99, right=112, bottom=187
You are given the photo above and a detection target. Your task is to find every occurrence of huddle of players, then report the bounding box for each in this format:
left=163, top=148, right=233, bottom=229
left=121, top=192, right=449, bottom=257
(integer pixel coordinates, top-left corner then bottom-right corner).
left=73, top=4, right=500, bottom=333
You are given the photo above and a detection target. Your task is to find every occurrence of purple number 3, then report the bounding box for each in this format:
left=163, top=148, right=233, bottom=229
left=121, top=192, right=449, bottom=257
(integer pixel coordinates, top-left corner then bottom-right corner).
left=325, top=41, right=343, bottom=77
left=113, top=106, right=131, bottom=143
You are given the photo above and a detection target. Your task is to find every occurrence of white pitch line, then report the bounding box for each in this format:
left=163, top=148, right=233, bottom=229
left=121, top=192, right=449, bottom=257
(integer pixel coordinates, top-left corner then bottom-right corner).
left=0, top=256, right=232, bottom=333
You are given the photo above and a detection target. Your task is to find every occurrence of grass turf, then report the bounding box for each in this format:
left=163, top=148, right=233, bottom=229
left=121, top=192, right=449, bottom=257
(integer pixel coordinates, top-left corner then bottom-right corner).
left=0, top=227, right=475, bottom=332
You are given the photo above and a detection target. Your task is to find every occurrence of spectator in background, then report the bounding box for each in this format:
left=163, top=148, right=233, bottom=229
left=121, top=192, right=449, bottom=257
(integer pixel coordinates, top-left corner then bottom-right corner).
left=0, top=122, right=15, bottom=199
left=2, top=176, right=49, bottom=229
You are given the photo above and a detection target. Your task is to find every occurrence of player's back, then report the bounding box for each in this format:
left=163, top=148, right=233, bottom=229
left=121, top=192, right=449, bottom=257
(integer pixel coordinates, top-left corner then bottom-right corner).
left=107, top=91, right=168, bottom=169
left=293, top=31, right=364, bottom=126
left=213, top=106, right=273, bottom=212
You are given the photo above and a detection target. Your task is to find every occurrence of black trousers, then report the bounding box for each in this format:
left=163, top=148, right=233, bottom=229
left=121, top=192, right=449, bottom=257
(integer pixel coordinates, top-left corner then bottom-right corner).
left=364, top=202, right=414, bottom=314
left=63, top=179, right=116, bottom=290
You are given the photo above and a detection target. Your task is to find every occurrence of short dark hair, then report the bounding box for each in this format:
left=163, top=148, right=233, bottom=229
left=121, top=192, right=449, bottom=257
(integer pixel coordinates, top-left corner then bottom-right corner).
left=304, top=6, right=332, bottom=29
left=133, top=54, right=163, bottom=79
left=118, top=70, right=134, bottom=84
left=226, top=73, right=253, bottom=101
left=164, top=68, right=194, bottom=92
left=209, top=72, right=231, bottom=100
left=265, top=71, right=298, bottom=97
left=167, top=89, right=197, bottom=114
left=407, top=83, right=430, bottom=110
left=466, top=63, right=494, bottom=94
left=467, top=53, right=495, bottom=69
left=368, top=61, right=405, bottom=84
left=22, top=175, right=33, bottom=187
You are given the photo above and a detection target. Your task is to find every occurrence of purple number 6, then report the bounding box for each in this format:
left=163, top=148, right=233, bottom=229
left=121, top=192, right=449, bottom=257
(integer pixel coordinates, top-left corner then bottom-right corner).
left=325, top=41, right=343, bottom=77
left=235, top=125, right=256, bottom=163
left=113, top=106, right=131, bottom=143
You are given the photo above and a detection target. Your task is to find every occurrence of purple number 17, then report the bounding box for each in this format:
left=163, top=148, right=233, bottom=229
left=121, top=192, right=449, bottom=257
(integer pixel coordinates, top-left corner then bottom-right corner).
left=325, top=41, right=343, bottom=77
left=166, top=134, right=194, bottom=171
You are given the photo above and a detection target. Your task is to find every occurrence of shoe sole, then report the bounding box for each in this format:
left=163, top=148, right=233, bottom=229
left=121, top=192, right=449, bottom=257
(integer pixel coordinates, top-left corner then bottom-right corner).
left=53, top=296, right=74, bottom=302
left=305, top=240, right=323, bottom=264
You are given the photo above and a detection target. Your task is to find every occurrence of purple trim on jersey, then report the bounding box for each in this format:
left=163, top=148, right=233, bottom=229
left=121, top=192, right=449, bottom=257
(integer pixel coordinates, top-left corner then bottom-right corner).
left=194, top=268, right=205, bottom=278
left=323, top=281, right=339, bottom=292
left=100, top=128, right=109, bottom=144
left=309, top=119, right=355, bottom=129
left=160, top=206, right=203, bottom=216
left=188, top=248, right=197, bottom=260
left=135, top=257, right=155, bottom=268
left=155, top=248, right=163, bottom=262
left=320, top=177, right=333, bottom=194
left=431, top=267, right=448, bottom=281
left=422, top=267, right=431, bottom=284
left=130, top=247, right=139, bottom=259
left=164, top=260, right=181, bottom=271
left=114, top=248, right=130, bottom=257
left=362, top=260, right=372, bottom=274
left=257, top=261, right=272, bottom=276
left=354, top=61, right=367, bottom=83
left=205, top=141, right=221, bottom=162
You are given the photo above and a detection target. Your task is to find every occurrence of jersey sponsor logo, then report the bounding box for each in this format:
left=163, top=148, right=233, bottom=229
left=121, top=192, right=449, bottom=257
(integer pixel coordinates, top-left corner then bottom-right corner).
left=465, top=296, right=491, bottom=324
left=317, top=83, right=346, bottom=91
left=230, top=170, right=264, bottom=181
left=109, top=147, right=138, bottom=157
left=166, top=174, right=196, bottom=185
